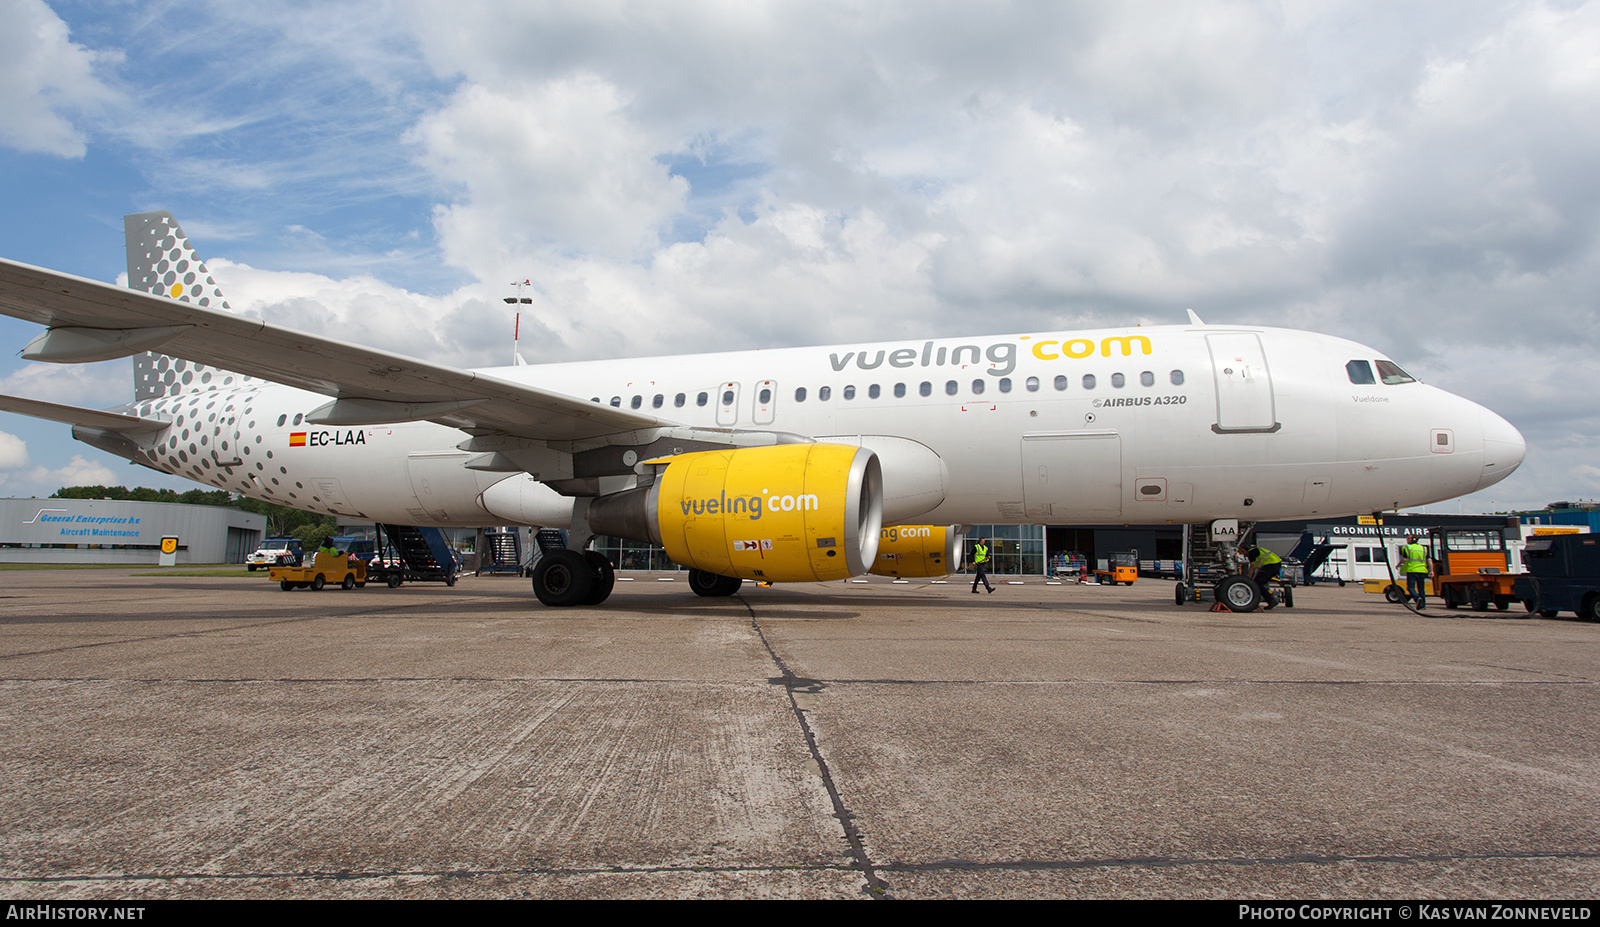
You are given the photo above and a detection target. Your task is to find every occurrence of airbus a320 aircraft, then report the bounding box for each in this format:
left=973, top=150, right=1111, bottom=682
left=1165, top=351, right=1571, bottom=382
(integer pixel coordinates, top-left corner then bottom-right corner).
left=0, top=212, right=1525, bottom=608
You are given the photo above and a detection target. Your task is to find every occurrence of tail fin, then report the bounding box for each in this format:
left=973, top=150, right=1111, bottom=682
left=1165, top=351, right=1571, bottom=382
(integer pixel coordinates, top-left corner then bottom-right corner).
left=124, top=211, right=256, bottom=400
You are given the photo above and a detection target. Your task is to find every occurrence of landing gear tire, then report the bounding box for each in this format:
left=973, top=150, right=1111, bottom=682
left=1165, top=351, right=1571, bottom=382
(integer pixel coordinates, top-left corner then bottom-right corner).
left=311, top=574, right=325, bottom=591
left=1384, top=584, right=1406, bottom=604
left=532, top=549, right=592, bottom=607
left=582, top=551, right=616, bottom=606
left=689, top=569, right=742, bottom=597
left=1217, top=575, right=1262, bottom=613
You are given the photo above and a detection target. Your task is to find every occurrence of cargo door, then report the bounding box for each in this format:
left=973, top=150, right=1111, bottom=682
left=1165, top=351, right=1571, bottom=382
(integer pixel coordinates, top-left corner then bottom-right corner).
left=1207, top=333, right=1280, bottom=433
left=1020, top=431, right=1123, bottom=522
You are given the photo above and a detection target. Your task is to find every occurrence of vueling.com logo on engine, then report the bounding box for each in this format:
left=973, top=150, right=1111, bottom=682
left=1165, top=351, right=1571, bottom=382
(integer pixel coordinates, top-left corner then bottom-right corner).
left=680, top=489, right=821, bottom=519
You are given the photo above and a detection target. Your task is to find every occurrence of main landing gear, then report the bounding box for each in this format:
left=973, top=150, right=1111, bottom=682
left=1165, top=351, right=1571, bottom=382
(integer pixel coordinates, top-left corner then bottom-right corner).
left=531, top=549, right=616, bottom=607
left=688, top=569, right=742, bottom=597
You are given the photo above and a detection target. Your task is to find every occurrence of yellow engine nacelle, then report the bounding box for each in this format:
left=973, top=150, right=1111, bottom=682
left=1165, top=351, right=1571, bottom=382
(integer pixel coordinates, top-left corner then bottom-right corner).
left=588, top=443, right=883, bottom=582
left=869, top=525, right=963, bottom=577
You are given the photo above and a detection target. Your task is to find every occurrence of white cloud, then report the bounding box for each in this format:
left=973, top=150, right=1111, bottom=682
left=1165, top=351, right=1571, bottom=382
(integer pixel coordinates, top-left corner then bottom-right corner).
left=412, top=77, right=689, bottom=265
left=0, top=0, right=118, bottom=157
left=0, top=431, right=29, bottom=470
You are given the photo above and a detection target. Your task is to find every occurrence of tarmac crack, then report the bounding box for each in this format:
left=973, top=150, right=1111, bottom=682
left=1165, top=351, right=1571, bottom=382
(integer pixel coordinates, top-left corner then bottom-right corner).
left=7, top=847, right=1597, bottom=887
left=739, top=594, right=890, bottom=899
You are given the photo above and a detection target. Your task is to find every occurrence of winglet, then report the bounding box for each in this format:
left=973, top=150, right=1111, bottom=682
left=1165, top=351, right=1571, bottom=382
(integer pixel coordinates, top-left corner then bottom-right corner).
left=1186, top=308, right=1205, bottom=326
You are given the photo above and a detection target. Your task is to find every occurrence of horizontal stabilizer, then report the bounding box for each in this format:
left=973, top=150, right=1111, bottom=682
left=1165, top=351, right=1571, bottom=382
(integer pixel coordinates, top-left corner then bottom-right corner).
left=0, top=392, right=168, bottom=434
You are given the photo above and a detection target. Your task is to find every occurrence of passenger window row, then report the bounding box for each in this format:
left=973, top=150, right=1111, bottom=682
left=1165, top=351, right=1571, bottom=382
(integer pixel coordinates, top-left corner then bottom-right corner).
left=591, top=370, right=1188, bottom=410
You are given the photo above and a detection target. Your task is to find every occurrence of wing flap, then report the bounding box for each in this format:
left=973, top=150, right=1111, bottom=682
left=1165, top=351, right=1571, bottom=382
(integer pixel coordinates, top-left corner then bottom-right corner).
left=0, top=257, right=665, bottom=442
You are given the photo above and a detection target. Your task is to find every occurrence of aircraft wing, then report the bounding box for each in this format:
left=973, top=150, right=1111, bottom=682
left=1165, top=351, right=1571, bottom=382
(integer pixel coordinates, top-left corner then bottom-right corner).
left=0, top=257, right=667, bottom=443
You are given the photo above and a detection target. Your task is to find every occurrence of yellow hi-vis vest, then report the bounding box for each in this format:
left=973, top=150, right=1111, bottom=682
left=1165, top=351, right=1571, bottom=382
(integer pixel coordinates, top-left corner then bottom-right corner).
left=974, top=543, right=989, bottom=564
left=1252, top=548, right=1282, bottom=570
left=1399, top=543, right=1429, bottom=574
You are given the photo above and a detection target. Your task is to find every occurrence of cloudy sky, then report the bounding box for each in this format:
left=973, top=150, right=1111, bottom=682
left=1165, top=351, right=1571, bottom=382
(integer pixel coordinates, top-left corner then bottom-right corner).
left=0, top=0, right=1595, bottom=511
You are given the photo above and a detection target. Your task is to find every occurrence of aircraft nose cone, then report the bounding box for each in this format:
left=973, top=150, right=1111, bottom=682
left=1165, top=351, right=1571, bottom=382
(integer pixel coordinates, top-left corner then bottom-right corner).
left=1478, top=408, right=1525, bottom=491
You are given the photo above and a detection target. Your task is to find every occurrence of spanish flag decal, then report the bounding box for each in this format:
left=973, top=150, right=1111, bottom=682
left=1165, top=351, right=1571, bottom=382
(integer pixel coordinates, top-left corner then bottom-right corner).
left=289, top=433, right=307, bottom=447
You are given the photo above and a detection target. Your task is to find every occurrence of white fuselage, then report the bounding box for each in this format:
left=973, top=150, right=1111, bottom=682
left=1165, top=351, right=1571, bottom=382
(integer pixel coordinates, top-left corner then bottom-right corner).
left=117, top=323, right=1525, bottom=530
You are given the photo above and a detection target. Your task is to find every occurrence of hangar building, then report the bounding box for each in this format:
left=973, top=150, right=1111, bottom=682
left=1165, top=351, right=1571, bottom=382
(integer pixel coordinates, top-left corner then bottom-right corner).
left=0, top=497, right=265, bottom=565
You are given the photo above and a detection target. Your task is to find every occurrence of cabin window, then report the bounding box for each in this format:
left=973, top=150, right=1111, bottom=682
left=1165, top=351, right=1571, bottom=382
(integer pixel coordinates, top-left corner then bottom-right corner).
left=795, top=387, right=807, bottom=402
left=696, top=392, right=708, bottom=407
left=590, top=397, right=600, bottom=403
left=819, top=386, right=831, bottom=401
left=292, top=413, right=303, bottom=426
left=721, top=390, right=734, bottom=406
left=920, top=381, right=932, bottom=397
left=868, top=384, right=881, bottom=399
left=758, top=387, right=772, bottom=403
left=1140, top=371, right=1154, bottom=387
left=652, top=394, right=664, bottom=408
left=946, top=380, right=959, bottom=396
left=674, top=393, right=685, bottom=407
left=630, top=395, right=642, bottom=409
left=971, top=379, right=985, bottom=395
left=894, top=383, right=906, bottom=398
left=1082, top=374, right=1096, bottom=390
left=1346, top=360, right=1376, bottom=384
left=844, top=385, right=856, bottom=400
left=998, top=377, right=1011, bottom=393
left=1026, top=376, right=1040, bottom=392
left=1376, top=360, right=1416, bottom=385
left=1111, top=373, right=1125, bottom=388
left=610, top=396, right=622, bottom=407
left=1170, top=369, right=1184, bottom=386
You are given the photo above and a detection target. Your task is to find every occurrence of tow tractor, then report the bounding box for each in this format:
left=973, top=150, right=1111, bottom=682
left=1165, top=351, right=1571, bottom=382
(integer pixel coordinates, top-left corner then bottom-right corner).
left=1367, top=526, right=1520, bottom=611
left=1094, top=550, right=1139, bottom=585
left=270, top=550, right=367, bottom=591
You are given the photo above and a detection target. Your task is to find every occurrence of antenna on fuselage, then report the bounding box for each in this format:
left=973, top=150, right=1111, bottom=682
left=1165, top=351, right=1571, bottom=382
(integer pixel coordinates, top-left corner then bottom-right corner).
left=504, top=279, right=534, bottom=365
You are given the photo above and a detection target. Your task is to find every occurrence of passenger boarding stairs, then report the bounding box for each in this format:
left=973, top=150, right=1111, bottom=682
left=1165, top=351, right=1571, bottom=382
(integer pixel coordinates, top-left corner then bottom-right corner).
left=375, top=524, right=459, bottom=585
left=477, top=527, right=523, bottom=575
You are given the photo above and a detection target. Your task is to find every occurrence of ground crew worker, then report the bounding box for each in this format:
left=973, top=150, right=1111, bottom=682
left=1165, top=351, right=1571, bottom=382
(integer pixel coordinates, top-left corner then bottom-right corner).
left=317, top=537, right=339, bottom=562
left=1248, top=546, right=1282, bottom=584
left=971, top=537, right=995, bottom=594
left=1397, top=534, right=1430, bottom=609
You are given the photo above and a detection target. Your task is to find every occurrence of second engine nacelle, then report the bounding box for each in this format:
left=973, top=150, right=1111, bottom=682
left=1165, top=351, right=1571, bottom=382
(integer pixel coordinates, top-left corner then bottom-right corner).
left=588, top=443, right=883, bottom=582
left=869, top=525, right=964, bottom=577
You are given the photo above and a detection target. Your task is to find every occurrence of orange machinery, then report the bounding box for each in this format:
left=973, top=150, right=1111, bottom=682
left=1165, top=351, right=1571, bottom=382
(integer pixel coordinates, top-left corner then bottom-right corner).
left=1375, top=527, right=1519, bottom=610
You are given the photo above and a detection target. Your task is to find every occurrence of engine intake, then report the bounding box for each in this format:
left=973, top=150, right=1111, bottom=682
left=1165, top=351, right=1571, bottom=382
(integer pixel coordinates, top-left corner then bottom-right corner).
left=588, top=443, right=883, bottom=581
left=869, top=525, right=964, bottom=578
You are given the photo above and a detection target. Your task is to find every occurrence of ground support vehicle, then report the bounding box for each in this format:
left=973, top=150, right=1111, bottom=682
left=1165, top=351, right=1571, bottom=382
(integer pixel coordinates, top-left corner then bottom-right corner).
left=246, top=537, right=302, bottom=571
left=363, top=523, right=460, bottom=588
left=270, top=551, right=366, bottom=591
left=1366, top=527, right=1521, bottom=611
left=1515, top=535, right=1600, bottom=620
left=1095, top=550, right=1139, bottom=585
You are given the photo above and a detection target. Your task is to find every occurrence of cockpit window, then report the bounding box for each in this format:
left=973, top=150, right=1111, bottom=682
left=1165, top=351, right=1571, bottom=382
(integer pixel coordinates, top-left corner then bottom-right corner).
left=1346, top=360, right=1376, bottom=385
left=1375, top=360, right=1416, bottom=385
